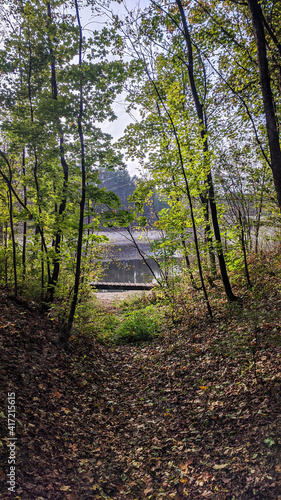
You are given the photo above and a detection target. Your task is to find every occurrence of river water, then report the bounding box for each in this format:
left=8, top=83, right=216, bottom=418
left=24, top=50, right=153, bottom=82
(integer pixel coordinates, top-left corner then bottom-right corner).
left=102, top=257, right=161, bottom=284
left=96, top=224, right=281, bottom=287
left=98, top=230, right=162, bottom=284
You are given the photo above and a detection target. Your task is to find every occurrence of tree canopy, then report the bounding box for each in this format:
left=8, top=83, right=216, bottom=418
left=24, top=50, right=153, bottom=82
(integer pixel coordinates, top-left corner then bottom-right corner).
left=0, top=0, right=280, bottom=340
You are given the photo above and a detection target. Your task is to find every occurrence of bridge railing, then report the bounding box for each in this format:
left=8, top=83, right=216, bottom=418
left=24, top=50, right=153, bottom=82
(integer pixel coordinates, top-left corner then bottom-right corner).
left=90, top=282, right=154, bottom=291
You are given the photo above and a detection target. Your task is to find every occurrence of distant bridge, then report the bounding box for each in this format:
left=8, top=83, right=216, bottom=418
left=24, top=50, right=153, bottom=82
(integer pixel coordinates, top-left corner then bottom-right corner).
left=90, top=282, right=154, bottom=291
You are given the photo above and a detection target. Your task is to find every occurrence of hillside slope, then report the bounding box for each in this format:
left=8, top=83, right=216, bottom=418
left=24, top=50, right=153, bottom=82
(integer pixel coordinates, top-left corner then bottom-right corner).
left=0, top=282, right=281, bottom=499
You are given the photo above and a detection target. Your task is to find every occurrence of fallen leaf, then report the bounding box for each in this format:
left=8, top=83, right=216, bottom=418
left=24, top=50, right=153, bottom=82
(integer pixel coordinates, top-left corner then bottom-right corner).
left=60, top=485, right=71, bottom=491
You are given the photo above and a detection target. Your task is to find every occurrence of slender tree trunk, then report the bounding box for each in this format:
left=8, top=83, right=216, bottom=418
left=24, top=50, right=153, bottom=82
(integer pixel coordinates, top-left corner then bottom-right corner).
left=184, top=172, right=212, bottom=316
left=150, top=79, right=212, bottom=315
left=247, top=0, right=281, bottom=211
left=155, top=101, right=199, bottom=289
left=200, top=192, right=217, bottom=277
left=33, top=152, right=45, bottom=296
left=27, top=31, right=50, bottom=289
left=255, top=201, right=262, bottom=254
left=45, top=2, right=69, bottom=304
left=127, top=226, right=167, bottom=287
left=254, top=167, right=266, bottom=254
left=59, top=0, right=86, bottom=347
left=22, top=149, right=27, bottom=282
left=8, top=178, right=17, bottom=297
left=176, top=0, right=236, bottom=301
left=4, top=221, right=8, bottom=287
left=238, top=210, right=252, bottom=288
left=1, top=153, right=51, bottom=287
left=207, top=170, right=236, bottom=300
left=179, top=96, right=216, bottom=278
left=125, top=22, right=211, bottom=306
left=19, top=33, right=27, bottom=284
left=180, top=233, right=199, bottom=289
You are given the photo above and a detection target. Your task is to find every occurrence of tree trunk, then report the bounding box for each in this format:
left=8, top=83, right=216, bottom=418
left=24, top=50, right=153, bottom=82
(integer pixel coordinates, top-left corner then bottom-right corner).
left=156, top=102, right=200, bottom=290
left=238, top=210, right=252, bottom=288
left=200, top=192, right=217, bottom=278
left=247, top=0, right=281, bottom=211
left=4, top=222, right=8, bottom=286
left=22, top=149, right=27, bottom=282
left=26, top=30, right=51, bottom=291
left=176, top=0, right=236, bottom=301
left=8, top=179, right=17, bottom=297
left=46, top=2, right=69, bottom=304
left=59, top=0, right=86, bottom=347
left=150, top=78, right=212, bottom=315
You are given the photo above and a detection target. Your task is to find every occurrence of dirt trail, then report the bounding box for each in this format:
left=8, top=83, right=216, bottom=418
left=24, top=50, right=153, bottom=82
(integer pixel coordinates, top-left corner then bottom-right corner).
left=94, top=290, right=150, bottom=306
left=1, top=288, right=281, bottom=499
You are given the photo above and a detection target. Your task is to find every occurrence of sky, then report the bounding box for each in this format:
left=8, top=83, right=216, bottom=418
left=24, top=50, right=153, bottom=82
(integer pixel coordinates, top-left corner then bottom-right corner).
left=82, top=0, right=150, bottom=176
left=0, top=0, right=149, bottom=176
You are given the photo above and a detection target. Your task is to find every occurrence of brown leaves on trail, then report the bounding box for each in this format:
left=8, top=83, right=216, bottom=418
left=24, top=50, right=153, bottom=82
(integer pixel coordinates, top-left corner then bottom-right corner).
left=0, top=286, right=281, bottom=499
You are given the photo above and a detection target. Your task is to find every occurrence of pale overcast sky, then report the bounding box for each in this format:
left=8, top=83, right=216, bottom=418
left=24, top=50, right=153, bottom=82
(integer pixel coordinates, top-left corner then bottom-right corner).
left=83, top=0, right=150, bottom=175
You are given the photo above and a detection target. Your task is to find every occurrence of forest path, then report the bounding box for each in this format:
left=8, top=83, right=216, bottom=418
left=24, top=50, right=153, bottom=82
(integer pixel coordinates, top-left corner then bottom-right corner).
left=94, top=289, right=147, bottom=307
left=0, top=288, right=280, bottom=499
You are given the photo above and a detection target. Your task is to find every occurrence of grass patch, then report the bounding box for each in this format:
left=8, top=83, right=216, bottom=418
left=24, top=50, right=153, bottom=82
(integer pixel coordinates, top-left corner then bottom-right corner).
left=114, top=304, right=164, bottom=344
left=82, top=308, right=120, bottom=344
left=117, top=291, right=158, bottom=312
left=82, top=295, right=165, bottom=345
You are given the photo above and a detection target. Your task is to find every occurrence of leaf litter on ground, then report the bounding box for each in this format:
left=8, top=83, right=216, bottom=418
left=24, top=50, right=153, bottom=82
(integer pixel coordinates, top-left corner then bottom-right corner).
left=0, top=254, right=281, bottom=499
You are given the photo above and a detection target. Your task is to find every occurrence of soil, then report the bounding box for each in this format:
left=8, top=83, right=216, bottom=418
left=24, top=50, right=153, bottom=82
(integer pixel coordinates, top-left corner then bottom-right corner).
left=0, top=283, right=281, bottom=499
left=94, top=290, right=149, bottom=305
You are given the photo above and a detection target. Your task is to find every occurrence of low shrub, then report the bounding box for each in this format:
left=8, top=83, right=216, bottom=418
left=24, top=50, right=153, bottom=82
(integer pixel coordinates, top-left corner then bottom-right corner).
left=84, top=309, right=120, bottom=344
left=114, top=304, right=163, bottom=344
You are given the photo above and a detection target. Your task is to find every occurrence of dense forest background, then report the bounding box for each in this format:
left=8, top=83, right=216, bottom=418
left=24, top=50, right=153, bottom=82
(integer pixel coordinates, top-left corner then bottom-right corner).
left=0, top=0, right=280, bottom=339
left=1, top=2, right=281, bottom=499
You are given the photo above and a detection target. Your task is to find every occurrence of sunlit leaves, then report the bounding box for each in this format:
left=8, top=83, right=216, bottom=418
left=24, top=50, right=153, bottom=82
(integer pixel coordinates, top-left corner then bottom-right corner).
left=0, top=0, right=128, bottom=299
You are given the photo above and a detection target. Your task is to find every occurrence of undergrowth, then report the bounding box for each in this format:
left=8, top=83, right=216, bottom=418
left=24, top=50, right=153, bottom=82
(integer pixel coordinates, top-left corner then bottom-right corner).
left=1, top=248, right=281, bottom=498
left=78, top=292, right=167, bottom=345
left=71, top=246, right=281, bottom=351
left=114, top=304, right=164, bottom=344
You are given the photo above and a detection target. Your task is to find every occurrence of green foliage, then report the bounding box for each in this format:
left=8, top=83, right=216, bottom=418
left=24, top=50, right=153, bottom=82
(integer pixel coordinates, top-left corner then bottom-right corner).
left=80, top=294, right=165, bottom=345
left=98, top=167, right=137, bottom=208
left=88, top=310, right=120, bottom=345
left=114, top=304, right=163, bottom=344
left=264, top=437, right=275, bottom=448
left=0, top=0, right=130, bottom=315
left=1, top=0, right=281, bottom=329
left=117, top=0, right=281, bottom=304
left=101, top=208, right=135, bottom=228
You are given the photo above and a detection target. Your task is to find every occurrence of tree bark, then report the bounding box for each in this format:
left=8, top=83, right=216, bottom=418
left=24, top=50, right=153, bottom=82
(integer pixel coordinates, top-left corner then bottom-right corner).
left=8, top=168, right=17, bottom=297
left=150, top=78, right=212, bottom=315
left=22, top=149, right=27, bottom=283
left=46, top=1, right=69, bottom=304
left=247, top=0, right=281, bottom=211
left=59, top=0, right=86, bottom=347
left=175, top=0, right=237, bottom=301
left=27, top=29, right=51, bottom=290
left=238, top=210, right=252, bottom=288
